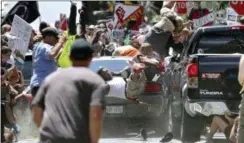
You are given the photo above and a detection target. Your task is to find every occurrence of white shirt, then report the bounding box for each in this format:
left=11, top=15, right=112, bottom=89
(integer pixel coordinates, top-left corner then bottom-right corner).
left=107, top=77, right=126, bottom=100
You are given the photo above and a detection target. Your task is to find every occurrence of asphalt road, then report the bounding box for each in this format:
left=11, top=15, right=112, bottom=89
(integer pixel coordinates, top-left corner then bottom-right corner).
left=16, top=125, right=227, bottom=143
left=13, top=105, right=227, bottom=143
left=18, top=137, right=227, bottom=143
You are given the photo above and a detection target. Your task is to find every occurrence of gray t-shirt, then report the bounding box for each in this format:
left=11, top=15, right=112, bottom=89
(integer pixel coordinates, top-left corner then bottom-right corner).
left=31, top=67, right=106, bottom=143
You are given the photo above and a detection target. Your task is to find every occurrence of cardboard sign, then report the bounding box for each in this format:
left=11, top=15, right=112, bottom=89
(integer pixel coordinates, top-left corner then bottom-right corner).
left=230, top=0, right=244, bottom=15
left=192, top=12, right=215, bottom=29
left=113, top=3, right=144, bottom=30
left=8, top=15, right=32, bottom=63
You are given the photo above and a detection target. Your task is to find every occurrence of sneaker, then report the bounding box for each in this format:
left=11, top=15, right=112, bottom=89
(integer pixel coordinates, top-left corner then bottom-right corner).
left=160, top=132, right=173, bottom=142
left=140, top=128, right=148, bottom=141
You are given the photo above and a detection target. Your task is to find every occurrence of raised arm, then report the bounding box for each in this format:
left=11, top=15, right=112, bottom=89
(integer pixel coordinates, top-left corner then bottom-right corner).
left=48, top=35, right=67, bottom=58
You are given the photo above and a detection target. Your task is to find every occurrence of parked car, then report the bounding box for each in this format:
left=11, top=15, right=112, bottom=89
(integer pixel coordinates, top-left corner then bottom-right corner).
left=90, top=56, right=168, bottom=132
left=164, top=25, right=244, bottom=142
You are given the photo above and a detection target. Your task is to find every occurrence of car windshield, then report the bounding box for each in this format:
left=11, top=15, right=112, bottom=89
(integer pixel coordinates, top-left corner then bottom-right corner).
left=195, top=31, right=244, bottom=54
left=89, top=59, right=129, bottom=72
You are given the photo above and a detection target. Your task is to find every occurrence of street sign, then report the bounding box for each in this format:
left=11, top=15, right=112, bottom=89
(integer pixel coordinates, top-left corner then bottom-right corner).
left=229, top=0, right=244, bottom=15
left=176, top=1, right=187, bottom=14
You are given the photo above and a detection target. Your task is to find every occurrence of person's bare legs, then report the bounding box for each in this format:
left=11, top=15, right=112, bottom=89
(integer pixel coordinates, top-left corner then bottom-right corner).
left=206, top=116, right=229, bottom=142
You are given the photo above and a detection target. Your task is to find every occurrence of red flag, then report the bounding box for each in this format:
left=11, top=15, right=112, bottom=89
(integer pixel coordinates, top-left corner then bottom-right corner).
left=60, top=18, right=67, bottom=31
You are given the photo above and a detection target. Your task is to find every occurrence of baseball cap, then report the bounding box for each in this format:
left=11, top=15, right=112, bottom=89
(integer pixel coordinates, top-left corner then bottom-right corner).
left=70, top=39, right=94, bottom=60
left=89, top=25, right=95, bottom=29
left=42, top=27, right=59, bottom=39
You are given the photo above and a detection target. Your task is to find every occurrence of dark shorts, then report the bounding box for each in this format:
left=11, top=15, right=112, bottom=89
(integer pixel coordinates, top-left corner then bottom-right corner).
left=31, top=86, right=40, bottom=98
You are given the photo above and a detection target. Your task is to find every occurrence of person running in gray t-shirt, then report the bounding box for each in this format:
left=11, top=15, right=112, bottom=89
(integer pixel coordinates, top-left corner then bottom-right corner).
left=31, top=39, right=108, bottom=143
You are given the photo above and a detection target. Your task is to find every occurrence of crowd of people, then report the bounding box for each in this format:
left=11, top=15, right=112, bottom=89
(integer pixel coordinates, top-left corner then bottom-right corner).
left=1, top=1, right=244, bottom=143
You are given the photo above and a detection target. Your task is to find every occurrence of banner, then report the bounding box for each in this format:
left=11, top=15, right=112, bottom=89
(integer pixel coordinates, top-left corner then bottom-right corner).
left=189, top=8, right=214, bottom=30
left=192, top=12, right=215, bottom=29
left=8, top=15, right=32, bottom=63
left=1, top=1, right=40, bottom=26
left=113, top=3, right=144, bottom=30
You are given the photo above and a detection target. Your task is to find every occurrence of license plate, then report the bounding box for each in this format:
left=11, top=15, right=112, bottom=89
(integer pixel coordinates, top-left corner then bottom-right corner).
left=106, top=106, right=124, bottom=114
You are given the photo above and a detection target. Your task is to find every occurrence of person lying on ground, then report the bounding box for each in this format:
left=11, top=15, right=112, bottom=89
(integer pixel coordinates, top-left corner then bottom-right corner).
left=206, top=112, right=238, bottom=143
left=97, top=66, right=148, bottom=104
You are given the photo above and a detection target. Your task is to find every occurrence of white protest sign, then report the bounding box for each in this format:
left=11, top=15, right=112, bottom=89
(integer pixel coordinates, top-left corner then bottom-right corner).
left=226, top=7, right=240, bottom=25
left=8, top=15, right=32, bottom=63
left=193, top=12, right=215, bottom=29
left=106, top=19, right=114, bottom=37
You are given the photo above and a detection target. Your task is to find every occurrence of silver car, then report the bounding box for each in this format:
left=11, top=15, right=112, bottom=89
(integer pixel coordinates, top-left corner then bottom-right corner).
left=90, top=56, right=169, bottom=134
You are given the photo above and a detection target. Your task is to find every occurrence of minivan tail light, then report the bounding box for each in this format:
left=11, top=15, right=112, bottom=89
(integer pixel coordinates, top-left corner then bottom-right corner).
left=144, top=83, right=161, bottom=93
left=187, top=63, right=198, bottom=77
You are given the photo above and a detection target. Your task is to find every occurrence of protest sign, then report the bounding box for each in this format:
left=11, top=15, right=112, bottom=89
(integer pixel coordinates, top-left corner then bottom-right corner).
left=8, top=15, right=32, bottom=63
left=226, top=7, right=240, bottom=25
left=229, top=0, right=244, bottom=15
left=191, top=11, right=215, bottom=29
left=106, top=19, right=114, bottom=36
left=113, top=3, right=143, bottom=30
left=175, top=1, right=187, bottom=15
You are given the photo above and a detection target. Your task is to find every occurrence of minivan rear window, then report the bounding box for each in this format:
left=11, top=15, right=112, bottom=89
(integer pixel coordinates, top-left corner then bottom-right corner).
left=194, top=31, right=244, bottom=54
